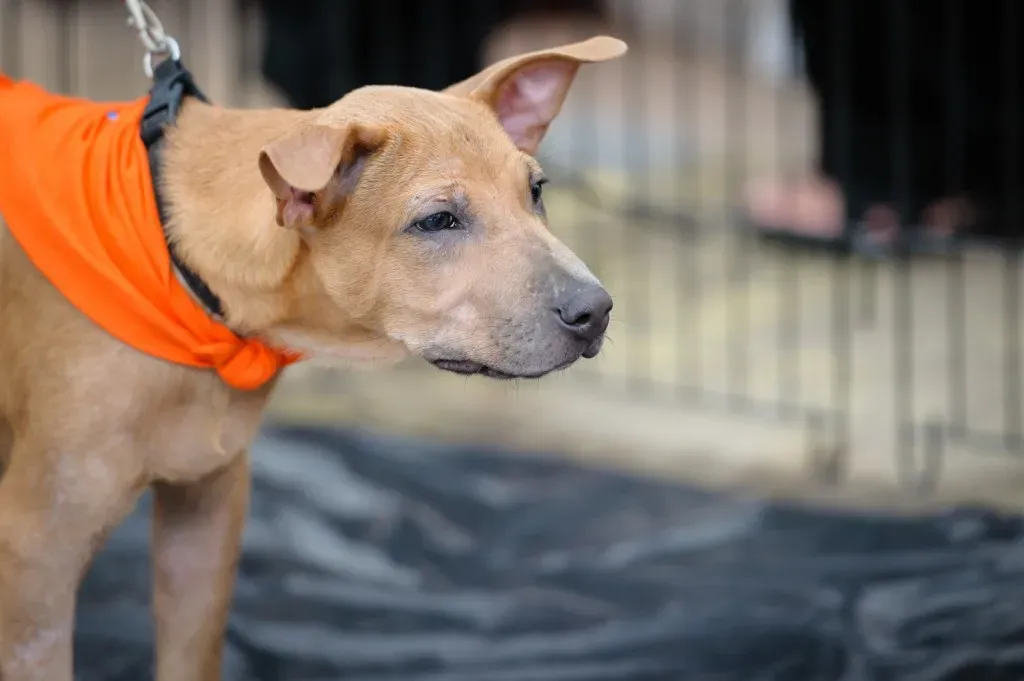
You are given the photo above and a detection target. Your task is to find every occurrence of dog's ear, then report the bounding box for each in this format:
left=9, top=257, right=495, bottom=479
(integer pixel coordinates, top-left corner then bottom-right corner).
left=444, top=36, right=627, bottom=155
left=259, top=123, right=386, bottom=230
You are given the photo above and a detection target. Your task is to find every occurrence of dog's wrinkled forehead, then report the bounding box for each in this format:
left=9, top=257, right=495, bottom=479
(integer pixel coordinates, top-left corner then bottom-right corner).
left=325, top=86, right=518, bottom=155
left=322, top=87, right=532, bottom=197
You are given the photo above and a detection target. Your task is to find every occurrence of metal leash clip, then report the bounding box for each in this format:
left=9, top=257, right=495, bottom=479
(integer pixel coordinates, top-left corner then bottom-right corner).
left=124, top=0, right=181, bottom=78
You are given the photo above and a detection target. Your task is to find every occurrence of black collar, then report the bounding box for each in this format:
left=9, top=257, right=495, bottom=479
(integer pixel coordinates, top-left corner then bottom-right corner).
left=140, top=59, right=225, bottom=320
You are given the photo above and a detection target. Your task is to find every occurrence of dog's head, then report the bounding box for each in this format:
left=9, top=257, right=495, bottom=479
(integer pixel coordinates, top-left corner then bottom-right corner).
left=259, top=37, right=626, bottom=379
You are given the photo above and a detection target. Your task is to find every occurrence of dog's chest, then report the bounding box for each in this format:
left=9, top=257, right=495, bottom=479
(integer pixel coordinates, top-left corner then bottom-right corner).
left=144, top=380, right=273, bottom=484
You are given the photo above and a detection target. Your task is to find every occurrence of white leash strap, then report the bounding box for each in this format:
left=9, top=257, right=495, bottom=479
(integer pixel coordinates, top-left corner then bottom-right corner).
left=123, top=0, right=181, bottom=78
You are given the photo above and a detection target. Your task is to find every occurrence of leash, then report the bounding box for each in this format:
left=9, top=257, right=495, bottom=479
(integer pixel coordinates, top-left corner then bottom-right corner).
left=123, top=0, right=178, bottom=79
left=124, top=0, right=225, bottom=320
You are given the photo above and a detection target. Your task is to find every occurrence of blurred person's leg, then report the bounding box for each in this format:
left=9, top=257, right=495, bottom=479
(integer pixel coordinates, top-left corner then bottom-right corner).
left=957, top=1, right=1024, bottom=242
left=745, top=0, right=983, bottom=252
left=258, top=0, right=516, bottom=109
left=259, top=0, right=356, bottom=110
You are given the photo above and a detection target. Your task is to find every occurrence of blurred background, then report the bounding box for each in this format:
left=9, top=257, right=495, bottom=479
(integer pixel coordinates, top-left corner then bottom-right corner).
left=5, top=1, right=1024, bottom=678
left=6, top=0, right=1022, bottom=509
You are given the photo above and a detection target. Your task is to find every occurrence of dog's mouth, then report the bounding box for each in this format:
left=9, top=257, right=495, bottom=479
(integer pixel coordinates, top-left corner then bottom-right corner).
left=429, top=357, right=577, bottom=380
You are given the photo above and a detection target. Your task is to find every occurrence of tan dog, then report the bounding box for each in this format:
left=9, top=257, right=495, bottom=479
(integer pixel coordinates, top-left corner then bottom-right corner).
left=0, top=36, right=626, bottom=680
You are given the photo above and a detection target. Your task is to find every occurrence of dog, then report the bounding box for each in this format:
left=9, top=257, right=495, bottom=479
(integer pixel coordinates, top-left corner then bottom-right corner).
left=0, top=35, right=626, bottom=680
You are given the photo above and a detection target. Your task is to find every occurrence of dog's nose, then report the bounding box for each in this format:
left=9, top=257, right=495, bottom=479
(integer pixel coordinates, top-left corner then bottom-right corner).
left=556, top=285, right=613, bottom=343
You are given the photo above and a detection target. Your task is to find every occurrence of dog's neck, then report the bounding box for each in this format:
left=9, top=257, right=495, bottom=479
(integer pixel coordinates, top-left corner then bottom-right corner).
left=158, top=100, right=409, bottom=366
left=160, top=100, right=313, bottom=334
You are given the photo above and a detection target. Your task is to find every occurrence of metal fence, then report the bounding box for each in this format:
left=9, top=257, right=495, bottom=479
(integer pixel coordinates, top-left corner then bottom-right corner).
left=558, top=0, right=1024, bottom=495
left=3, top=0, right=1023, bottom=497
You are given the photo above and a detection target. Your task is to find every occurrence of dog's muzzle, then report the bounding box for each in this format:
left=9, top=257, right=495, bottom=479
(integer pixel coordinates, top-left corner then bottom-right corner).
left=427, top=280, right=612, bottom=380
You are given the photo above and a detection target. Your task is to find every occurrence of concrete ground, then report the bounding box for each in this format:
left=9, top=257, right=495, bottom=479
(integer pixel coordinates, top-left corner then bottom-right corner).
left=6, top=2, right=1024, bottom=512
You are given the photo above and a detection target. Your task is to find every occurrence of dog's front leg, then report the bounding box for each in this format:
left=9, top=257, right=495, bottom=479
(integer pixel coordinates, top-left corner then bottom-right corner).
left=152, top=452, right=250, bottom=681
left=0, top=437, right=143, bottom=681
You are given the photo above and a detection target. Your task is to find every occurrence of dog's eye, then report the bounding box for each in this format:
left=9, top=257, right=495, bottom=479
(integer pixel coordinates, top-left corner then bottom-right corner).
left=414, top=211, right=460, bottom=233
left=530, top=179, right=548, bottom=204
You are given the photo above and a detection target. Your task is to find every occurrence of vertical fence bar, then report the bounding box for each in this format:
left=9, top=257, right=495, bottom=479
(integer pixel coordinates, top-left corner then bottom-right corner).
left=237, top=0, right=254, bottom=101
left=889, top=1, right=917, bottom=486
left=626, top=15, right=650, bottom=395
left=829, top=0, right=853, bottom=464
left=776, top=4, right=800, bottom=419
left=672, top=1, right=689, bottom=400
left=564, top=6, right=601, bottom=388
left=854, top=4, right=880, bottom=333
left=772, top=1, right=792, bottom=420
left=0, top=0, right=20, bottom=76
left=370, top=0, right=400, bottom=87
left=1001, top=0, right=1022, bottom=451
left=188, top=0, right=239, bottom=105
left=414, top=0, right=449, bottom=91
left=726, top=0, right=750, bottom=411
left=775, top=262, right=800, bottom=420
left=677, top=2, right=705, bottom=402
left=57, top=0, right=73, bottom=94
left=944, top=0, right=968, bottom=440
left=179, top=0, right=191, bottom=83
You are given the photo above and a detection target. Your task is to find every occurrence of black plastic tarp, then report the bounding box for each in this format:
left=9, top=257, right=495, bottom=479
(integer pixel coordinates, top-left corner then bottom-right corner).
left=76, top=425, right=1024, bottom=680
